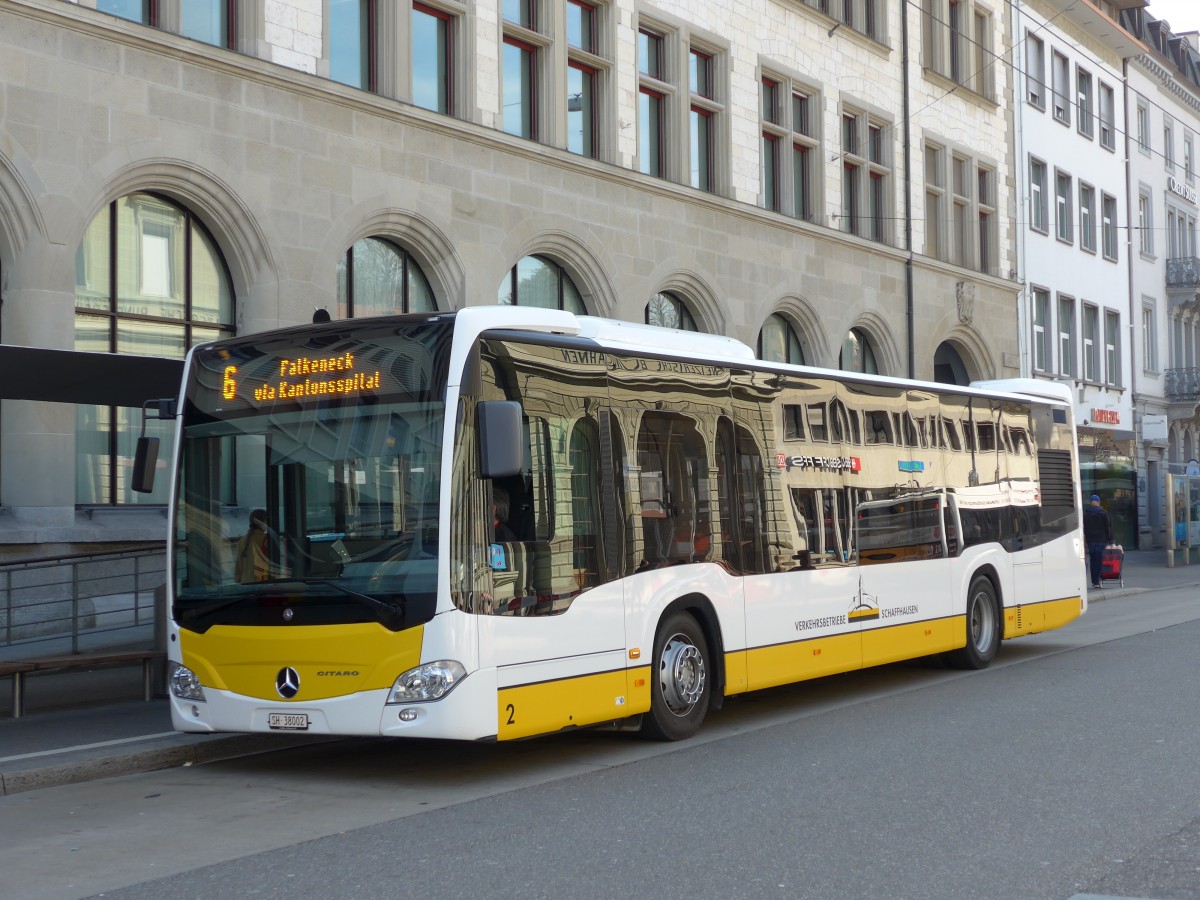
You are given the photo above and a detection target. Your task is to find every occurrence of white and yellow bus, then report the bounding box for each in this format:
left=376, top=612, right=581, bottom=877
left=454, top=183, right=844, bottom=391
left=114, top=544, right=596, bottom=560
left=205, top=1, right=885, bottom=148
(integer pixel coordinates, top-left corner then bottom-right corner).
left=156, top=307, right=1084, bottom=742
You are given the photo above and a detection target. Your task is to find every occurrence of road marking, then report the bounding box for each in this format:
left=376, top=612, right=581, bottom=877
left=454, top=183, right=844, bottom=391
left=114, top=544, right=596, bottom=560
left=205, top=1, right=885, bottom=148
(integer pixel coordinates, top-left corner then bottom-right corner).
left=0, top=732, right=177, bottom=764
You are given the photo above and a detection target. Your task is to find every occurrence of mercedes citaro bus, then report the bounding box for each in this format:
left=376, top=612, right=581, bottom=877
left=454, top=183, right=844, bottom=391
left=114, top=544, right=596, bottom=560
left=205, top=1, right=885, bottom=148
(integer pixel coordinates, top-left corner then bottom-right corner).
left=146, top=307, right=1084, bottom=742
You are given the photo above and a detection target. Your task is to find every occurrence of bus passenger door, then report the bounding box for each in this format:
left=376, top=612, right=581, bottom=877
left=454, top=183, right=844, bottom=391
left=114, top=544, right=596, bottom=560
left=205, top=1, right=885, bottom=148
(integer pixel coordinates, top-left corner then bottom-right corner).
left=742, top=484, right=861, bottom=692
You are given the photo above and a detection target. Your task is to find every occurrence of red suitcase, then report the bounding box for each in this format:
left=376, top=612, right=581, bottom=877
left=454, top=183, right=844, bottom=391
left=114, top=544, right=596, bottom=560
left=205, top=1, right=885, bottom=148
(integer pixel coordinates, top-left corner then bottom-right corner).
left=1100, top=545, right=1124, bottom=586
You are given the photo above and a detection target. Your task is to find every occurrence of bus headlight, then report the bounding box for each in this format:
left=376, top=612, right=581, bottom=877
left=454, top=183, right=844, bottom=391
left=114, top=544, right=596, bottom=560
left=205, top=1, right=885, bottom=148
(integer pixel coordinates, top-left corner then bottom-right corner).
left=168, top=662, right=206, bottom=702
left=387, top=660, right=466, bottom=703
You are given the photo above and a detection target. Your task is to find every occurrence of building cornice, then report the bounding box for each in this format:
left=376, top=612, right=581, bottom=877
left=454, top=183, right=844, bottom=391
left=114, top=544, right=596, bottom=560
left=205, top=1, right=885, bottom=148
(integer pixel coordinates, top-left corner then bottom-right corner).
left=1131, top=53, right=1200, bottom=117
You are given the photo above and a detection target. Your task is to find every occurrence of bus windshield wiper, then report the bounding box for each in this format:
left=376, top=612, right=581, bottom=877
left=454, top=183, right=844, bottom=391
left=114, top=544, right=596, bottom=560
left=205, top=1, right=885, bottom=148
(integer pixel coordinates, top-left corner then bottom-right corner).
left=290, top=578, right=405, bottom=628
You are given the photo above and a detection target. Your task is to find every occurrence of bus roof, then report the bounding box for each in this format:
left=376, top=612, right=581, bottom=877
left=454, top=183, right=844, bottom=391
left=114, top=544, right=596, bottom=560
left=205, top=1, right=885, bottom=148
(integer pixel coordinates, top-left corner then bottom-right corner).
left=213, top=307, right=1070, bottom=410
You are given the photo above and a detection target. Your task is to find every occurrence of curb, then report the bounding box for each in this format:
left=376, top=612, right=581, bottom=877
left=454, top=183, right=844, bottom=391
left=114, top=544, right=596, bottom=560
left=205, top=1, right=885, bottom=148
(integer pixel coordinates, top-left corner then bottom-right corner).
left=0, top=732, right=337, bottom=797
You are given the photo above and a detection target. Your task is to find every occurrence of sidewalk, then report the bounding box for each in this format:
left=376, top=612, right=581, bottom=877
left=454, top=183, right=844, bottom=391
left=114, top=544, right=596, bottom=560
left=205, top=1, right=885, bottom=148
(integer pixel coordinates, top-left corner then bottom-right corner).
left=3, top=550, right=1198, bottom=796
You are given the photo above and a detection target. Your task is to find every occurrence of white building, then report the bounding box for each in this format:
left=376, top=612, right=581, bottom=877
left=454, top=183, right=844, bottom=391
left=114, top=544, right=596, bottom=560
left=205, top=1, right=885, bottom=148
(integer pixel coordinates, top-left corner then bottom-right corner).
left=1120, top=6, right=1200, bottom=549
left=1012, top=0, right=1139, bottom=546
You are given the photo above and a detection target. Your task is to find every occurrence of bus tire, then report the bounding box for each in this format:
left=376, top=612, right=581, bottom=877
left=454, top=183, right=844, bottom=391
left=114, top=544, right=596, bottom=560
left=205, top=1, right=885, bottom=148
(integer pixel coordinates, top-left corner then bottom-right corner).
left=946, top=575, right=1000, bottom=670
left=639, top=611, right=710, bottom=741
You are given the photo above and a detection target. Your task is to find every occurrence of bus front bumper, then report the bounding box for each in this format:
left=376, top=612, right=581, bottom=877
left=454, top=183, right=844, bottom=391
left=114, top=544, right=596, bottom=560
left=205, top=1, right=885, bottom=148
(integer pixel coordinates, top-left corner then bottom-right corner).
left=169, top=666, right=500, bottom=741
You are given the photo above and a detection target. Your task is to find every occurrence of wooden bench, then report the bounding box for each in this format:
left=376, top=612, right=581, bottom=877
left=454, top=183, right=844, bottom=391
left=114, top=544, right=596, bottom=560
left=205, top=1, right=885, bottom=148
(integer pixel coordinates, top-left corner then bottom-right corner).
left=0, top=649, right=163, bottom=719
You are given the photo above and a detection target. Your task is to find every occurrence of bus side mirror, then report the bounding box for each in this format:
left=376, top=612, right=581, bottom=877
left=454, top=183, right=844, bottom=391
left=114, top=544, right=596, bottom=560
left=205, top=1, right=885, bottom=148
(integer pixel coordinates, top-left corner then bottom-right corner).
left=478, top=401, right=523, bottom=479
left=131, top=437, right=159, bottom=494
left=131, top=397, right=177, bottom=494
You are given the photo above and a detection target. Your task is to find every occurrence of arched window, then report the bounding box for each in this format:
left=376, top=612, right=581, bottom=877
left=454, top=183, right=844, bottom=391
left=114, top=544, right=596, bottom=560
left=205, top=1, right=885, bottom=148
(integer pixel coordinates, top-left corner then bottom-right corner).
left=498, top=255, right=586, bottom=313
left=646, top=292, right=698, bottom=331
left=336, top=237, right=436, bottom=318
left=934, top=342, right=970, bottom=385
left=839, top=327, right=879, bottom=374
left=758, top=313, right=804, bottom=364
left=75, top=192, right=235, bottom=504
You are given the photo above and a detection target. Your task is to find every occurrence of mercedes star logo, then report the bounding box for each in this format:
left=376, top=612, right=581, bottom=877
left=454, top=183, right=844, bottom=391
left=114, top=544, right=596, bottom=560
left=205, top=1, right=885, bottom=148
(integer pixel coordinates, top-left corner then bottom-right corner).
left=276, top=667, right=300, bottom=699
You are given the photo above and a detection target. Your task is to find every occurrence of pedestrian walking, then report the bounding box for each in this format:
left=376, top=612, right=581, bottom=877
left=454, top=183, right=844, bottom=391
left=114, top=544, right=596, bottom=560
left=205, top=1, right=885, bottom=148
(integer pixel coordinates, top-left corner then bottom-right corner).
left=1083, top=495, right=1113, bottom=589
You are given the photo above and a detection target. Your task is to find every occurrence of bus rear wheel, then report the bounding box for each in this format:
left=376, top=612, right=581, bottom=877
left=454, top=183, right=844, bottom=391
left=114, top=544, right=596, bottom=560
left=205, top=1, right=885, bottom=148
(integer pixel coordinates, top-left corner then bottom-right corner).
left=640, top=611, right=710, bottom=741
left=946, top=575, right=1000, bottom=670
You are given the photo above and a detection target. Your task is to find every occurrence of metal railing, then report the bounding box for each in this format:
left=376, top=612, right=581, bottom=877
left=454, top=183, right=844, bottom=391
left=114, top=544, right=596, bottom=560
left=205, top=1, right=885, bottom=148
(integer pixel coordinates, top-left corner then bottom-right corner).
left=1165, top=367, right=1200, bottom=401
left=1166, top=257, right=1200, bottom=288
left=0, top=544, right=166, bottom=658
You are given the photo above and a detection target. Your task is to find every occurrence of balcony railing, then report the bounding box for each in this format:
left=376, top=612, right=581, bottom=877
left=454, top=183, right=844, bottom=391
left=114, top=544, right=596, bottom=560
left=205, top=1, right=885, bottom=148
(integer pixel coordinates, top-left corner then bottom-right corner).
left=1165, top=367, right=1200, bottom=400
left=1167, top=257, right=1200, bottom=288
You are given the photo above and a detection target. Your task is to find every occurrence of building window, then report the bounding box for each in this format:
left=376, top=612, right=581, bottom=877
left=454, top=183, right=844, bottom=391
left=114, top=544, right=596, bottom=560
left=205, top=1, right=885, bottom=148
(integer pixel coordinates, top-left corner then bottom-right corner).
left=688, top=46, right=721, bottom=193
left=1026, top=32, right=1045, bottom=108
left=978, top=165, right=995, bottom=274
left=761, top=74, right=820, bottom=221
left=1143, top=300, right=1158, bottom=373
left=924, top=142, right=944, bottom=259
left=75, top=193, right=234, bottom=505
left=1083, top=303, right=1098, bottom=382
left=1051, top=50, right=1070, bottom=125
left=1030, top=157, right=1048, bottom=234
left=1099, top=82, right=1115, bottom=150
left=1080, top=183, right=1096, bottom=254
left=181, top=0, right=233, bottom=47
left=97, top=0, right=157, bottom=25
left=842, top=108, right=891, bottom=244
left=1032, top=287, right=1050, bottom=373
left=840, top=328, right=879, bottom=374
left=646, top=292, right=698, bottom=331
left=330, top=0, right=375, bottom=91
left=336, top=237, right=436, bottom=318
left=759, top=313, right=804, bottom=364
left=1055, top=170, right=1073, bottom=244
left=637, top=26, right=669, bottom=178
left=1165, top=117, right=1176, bottom=172
left=1105, top=310, right=1121, bottom=387
left=805, top=0, right=881, bottom=40
left=951, top=154, right=971, bottom=266
left=498, top=255, right=586, bottom=313
left=1058, top=294, right=1075, bottom=378
left=503, top=37, right=537, bottom=139
left=924, top=0, right=991, bottom=97
left=500, top=0, right=550, bottom=141
left=1136, top=98, right=1150, bottom=153
left=1139, top=191, right=1154, bottom=256
left=1102, top=193, right=1118, bottom=261
left=1076, top=66, right=1093, bottom=139
left=412, top=3, right=453, bottom=114
left=566, top=0, right=605, bottom=159
left=1186, top=132, right=1195, bottom=183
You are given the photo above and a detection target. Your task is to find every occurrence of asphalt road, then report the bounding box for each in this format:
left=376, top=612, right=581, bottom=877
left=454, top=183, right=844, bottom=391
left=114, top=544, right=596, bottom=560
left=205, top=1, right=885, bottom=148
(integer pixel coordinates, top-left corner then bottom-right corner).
left=2, top=588, right=1198, bottom=900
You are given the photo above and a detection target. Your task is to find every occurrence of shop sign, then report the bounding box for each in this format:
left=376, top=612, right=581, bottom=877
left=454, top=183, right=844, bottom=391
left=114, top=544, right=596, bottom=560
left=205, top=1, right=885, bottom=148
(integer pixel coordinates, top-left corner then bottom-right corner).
left=1168, top=175, right=1198, bottom=205
left=1090, top=408, right=1120, bottom=425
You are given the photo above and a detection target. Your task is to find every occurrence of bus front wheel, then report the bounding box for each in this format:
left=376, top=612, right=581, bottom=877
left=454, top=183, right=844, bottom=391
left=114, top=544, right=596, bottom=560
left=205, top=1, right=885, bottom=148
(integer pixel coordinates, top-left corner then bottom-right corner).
left=640, top=611, right=710, bottom=741
left=946, top=575, right=1000, bottom=670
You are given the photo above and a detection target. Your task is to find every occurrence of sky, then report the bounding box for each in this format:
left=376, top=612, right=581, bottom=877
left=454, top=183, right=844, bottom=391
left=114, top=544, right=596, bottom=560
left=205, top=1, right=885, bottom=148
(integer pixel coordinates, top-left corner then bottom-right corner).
left=1144, top=0, right=1200, bottom=34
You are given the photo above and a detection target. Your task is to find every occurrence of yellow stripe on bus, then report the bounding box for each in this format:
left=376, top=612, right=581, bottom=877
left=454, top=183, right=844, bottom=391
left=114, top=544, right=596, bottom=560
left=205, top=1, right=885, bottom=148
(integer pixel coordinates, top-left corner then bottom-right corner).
left=862, top=617, right=959, bottom=666
left=744, top=631, right=862, bottom=692
left=1004, top=596, right=1083, bottom=638
left=181, top=623, right=423, bottom=701
left=498, top=666, right=650, bottom=740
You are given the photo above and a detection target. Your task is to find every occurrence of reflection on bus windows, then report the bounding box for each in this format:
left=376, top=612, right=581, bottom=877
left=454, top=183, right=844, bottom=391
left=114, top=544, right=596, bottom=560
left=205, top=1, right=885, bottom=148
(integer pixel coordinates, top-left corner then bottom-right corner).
left=637, top=412, right=711, bottom=569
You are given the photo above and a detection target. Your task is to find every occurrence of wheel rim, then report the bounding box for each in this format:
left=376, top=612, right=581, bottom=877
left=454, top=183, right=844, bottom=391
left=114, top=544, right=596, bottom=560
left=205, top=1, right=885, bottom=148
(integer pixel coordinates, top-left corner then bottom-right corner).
left=969, top=588, right=996, bottom=652
left=657, top=631, right=705, bottom=717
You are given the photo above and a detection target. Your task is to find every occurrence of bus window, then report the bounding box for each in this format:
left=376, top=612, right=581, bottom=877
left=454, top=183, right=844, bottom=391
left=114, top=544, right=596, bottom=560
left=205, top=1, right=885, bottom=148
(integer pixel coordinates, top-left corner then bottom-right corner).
left=636, top=412, right=711, bottom=568
left=569, top=418, right=602, bottom=589
left=856, top=494, right=946, bottom=565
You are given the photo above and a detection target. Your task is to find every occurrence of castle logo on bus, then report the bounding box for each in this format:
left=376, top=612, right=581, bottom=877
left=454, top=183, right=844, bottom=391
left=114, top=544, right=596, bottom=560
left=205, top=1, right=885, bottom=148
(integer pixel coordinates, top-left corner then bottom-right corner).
left=776, top=454, right=862, bottom=473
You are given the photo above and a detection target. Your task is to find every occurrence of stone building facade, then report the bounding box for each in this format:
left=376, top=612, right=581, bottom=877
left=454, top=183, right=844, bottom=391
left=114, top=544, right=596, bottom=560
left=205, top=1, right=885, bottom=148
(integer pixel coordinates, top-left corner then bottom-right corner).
left=0, top=0, right=1020, bottom=554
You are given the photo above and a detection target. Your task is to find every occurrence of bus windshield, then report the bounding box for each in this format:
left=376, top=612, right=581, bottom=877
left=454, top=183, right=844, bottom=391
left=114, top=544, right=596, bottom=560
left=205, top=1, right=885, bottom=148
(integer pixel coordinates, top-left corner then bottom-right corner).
left=172, top=318, right=452, bottom=633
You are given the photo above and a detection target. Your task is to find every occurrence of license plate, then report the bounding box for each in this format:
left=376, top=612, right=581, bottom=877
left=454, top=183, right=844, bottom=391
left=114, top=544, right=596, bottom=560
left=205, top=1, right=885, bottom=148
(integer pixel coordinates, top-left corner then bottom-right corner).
left=268, top=712, right=309, bottom=731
